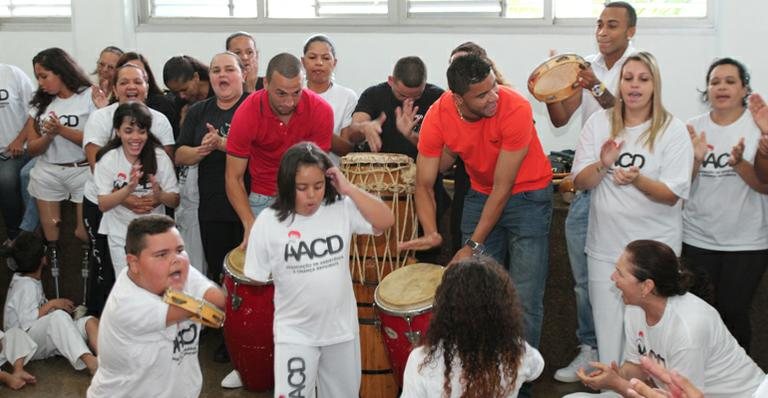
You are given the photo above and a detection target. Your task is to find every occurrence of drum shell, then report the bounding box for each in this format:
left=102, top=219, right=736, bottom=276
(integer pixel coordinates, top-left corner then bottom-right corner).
left=353, top=283, right=399, bottom=398
left=342, top=153, right=419, bottom=285
left=222, top=262, right=275, bottom=392
left=375, top=305, right=433, bottom=387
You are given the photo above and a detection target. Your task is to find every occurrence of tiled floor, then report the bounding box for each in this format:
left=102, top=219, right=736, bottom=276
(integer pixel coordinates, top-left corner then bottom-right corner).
left=2, top=328, right=591, bottom=397
left=2, top=199, right=767, bottom=397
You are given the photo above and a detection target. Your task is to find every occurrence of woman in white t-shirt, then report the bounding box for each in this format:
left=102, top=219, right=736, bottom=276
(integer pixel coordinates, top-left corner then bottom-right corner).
left=683, top=58, right=768, bottom=353
left=401, top=256, right=544, bottom=398
left=243, top=142, right=393, bottom=398
left=94, top=102, right=179, bottom=274
left=301, top=34, right=357, bottom=164
left=82, top=63, right=177, bottom=315
left=572, top=51, right=693, bottom=366
left=569, top=240, right=764, bottom=398
left=23, top=47, right=99, bottom=283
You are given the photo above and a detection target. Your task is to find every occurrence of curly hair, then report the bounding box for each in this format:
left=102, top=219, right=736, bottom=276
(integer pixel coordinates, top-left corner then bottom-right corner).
left=420, top=256, right=526, bottom=398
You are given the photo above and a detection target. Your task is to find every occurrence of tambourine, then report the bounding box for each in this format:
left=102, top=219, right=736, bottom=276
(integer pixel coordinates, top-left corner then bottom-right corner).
left=528, top=54, right=588, bottom=103
left=163, top=288, right=225, bottom=328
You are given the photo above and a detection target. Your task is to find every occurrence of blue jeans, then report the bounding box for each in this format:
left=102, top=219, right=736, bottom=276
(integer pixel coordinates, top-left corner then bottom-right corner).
left=248, top=192, right=275, bottom=218
left=461, top=186, right=553, bottom=348
left=564, top=191, right=597, bottom=348
left=0, top=155, right=28, bottom=239
left=19, top=157, right=39, bottom=233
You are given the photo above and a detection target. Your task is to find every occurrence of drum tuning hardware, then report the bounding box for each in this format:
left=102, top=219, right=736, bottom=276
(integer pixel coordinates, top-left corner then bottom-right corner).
left=231, top=293, right=242, bottom=311
left=405, top=330, right=422, bottom=346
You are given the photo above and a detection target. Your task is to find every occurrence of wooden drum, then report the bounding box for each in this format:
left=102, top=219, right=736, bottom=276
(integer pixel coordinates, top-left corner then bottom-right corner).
left=340, top=153, right=418, bottom=284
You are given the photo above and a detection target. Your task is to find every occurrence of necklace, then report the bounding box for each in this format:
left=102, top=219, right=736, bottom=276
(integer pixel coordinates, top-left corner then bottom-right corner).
left=455, top=100, right=465, bottom=121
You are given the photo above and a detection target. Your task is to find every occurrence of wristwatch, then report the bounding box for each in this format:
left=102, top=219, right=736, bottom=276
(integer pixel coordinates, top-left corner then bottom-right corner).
left=464, top=238, right=486, bottom=255
left=591, top=82, right=607, bottom=98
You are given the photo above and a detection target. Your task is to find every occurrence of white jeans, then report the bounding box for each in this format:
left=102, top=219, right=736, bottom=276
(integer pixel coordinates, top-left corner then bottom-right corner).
left=587, top=255, right=625, bottom=365
left=0, top=327, right=37, bottom=366
left=273, top=336, right=360, bottom=398
left=27, top=310, right=93, bottom=370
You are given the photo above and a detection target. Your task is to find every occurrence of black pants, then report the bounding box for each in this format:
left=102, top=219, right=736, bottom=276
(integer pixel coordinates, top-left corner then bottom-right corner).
left=83, top=198, right=116, bottom=316
left=199, top=217, right=244, bottom=283
left=449, top=158, right=470, bottom=253
left=682, top=243, right=768, bottom=352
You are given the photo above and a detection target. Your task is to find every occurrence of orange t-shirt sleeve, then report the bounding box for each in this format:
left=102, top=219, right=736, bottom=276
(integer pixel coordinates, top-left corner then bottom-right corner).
left=417, top=99, right=445, bottom=158
left=500, top=99, right=534, bottom=152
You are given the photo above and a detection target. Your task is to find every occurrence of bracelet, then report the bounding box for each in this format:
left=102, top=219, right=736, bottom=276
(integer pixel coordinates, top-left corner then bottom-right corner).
left=596, top=164, right=607, bottom=174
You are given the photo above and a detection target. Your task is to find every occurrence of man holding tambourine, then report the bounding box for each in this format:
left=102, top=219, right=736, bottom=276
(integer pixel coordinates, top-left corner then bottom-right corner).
left=528, top=1, right=638, bottom=384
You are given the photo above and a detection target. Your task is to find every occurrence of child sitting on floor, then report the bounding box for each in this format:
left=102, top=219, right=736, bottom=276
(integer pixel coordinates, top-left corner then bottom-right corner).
left=0, top=327, right=37, bottom=390
left=4, top=231, right=99, bottom=374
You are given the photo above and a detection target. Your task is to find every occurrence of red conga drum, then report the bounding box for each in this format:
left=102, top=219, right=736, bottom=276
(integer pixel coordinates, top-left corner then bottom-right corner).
left=222, top=247, right=275, bottom=391
left=375, top=263, right=444, bottom=387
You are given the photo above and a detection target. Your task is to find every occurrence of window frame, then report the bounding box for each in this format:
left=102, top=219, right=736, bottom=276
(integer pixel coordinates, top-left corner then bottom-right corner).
left=134, top=0, right=716, bottom=33
left=0, top=0, right=71, bottom=30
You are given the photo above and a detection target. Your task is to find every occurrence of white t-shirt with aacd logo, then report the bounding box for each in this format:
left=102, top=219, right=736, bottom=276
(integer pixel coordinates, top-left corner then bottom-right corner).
left=244, top=196, right=373, bottom=346
left=87, top=266, right=214, bottom=398
left=82, top=102, right=176, bottom=203
left=29, top=87, right=96, bottom=164
left=623, top=293, right=765, bottom=398
left=94, top=147, right=179, bottom=239
left=572, top=110, right=693, bottom=262
left=0, top=64, right=34, bottom=150
left=683, top=111, right=768, bottom=251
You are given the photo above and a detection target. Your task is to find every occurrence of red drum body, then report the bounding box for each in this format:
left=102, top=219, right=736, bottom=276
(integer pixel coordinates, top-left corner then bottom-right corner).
left=374, top=263, right=444, bottom=387
left=222, top=248, right=275, bottom=391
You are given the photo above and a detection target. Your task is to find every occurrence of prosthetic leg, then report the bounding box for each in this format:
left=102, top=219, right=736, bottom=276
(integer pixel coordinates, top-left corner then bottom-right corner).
left=37, top=200, right=62, bottom=299
left=46, top=242, right=61, bottom=299
left=72, top=238, right=91, bottom=320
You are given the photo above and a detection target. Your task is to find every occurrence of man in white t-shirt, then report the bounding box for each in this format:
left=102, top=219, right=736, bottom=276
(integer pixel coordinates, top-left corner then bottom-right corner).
left=536, top=1, right=638, bottom=382
left=0, top=64, right=34, bottom=249
left=87, top=214, right=225, bottom=398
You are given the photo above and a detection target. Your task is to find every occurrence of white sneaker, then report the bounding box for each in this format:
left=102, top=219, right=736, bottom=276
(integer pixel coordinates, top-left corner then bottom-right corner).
left=221, top=369, right=243, bottom=389
left=221, top=370, right=243, bottom=388
left=554, top=344, right=598, bottom=383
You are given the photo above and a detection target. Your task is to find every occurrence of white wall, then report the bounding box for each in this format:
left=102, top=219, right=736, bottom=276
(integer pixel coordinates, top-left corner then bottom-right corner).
left=2, top=0, right=764, bottom=153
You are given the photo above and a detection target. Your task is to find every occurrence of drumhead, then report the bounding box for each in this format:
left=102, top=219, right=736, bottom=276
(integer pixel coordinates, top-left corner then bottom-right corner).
left=341, top=152, right=413, bottom=167
left=375, top=263, right=444, bottom=315
left=528, top=54, right=587, bottom=103
left=223, top=247, right=268, bottom=285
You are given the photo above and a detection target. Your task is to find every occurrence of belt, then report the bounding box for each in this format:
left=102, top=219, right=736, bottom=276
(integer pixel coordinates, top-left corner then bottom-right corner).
left=53, top=160, right=89, bottom=168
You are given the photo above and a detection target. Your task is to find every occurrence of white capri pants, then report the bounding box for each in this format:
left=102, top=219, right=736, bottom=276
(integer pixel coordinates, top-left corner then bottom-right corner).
left=273, top=335, right=361, bottom=398
left=27, top=309, right=94, bottom=370
left=175, top=165, right=206, bottom=275
left=0, top=327, right=37, bottom=366
left=588, top=255, right=625, bottom=365
left=28, top=159, right=89, bottom=202
left=107, top=234, right=127, bottom=275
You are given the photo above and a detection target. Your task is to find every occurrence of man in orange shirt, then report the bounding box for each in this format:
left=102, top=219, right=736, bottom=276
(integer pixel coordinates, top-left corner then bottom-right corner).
left=401, top=55, right=553, bottom=352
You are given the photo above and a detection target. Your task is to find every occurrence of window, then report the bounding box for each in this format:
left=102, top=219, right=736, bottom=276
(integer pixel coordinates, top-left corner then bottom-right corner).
left=143, top=0, right=710, bottom=27
left=408, top=0, right=543, bottom=18
left=555, top=0, right=707, bottom=19
left=0, top=0, right=71, bottom=17
left=150, top=0, right=256, bottom=18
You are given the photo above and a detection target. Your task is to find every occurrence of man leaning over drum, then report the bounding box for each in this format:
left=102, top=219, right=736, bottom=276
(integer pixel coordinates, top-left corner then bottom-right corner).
left=399, top=55, right=553, bottom=364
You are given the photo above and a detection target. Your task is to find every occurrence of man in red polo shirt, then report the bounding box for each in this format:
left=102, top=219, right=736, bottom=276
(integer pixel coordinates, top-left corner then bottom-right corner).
left=401, top=54, right=553, bottom=353
left=226, top=52, right=333, bottom=248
